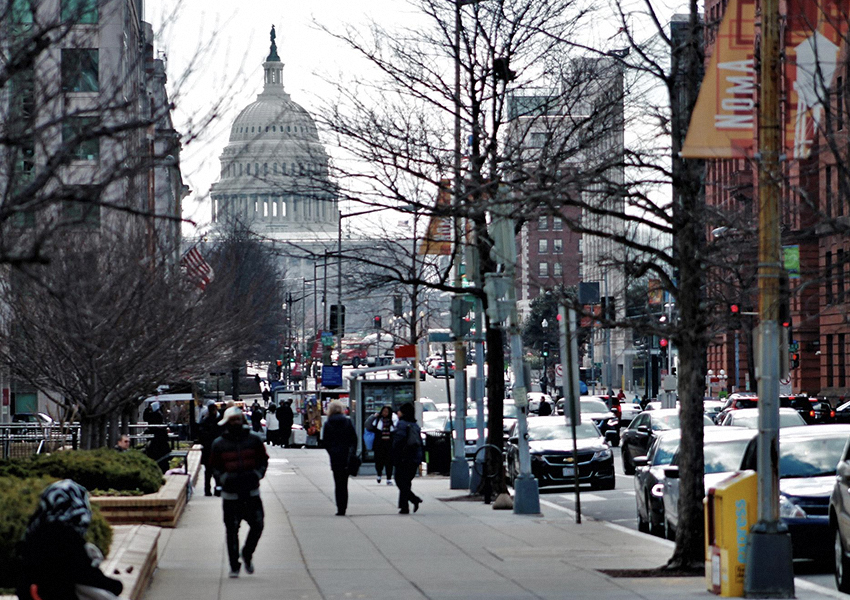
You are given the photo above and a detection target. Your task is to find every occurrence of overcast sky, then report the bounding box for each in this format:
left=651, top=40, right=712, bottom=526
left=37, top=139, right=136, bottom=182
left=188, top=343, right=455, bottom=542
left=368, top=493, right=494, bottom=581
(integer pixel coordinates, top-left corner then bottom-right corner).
left=148, top=0, right=417, bottom=233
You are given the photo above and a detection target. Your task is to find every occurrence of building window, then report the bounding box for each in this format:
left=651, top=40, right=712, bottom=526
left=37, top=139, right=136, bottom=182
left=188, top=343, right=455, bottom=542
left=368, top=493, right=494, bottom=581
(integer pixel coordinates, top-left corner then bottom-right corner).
left=839, top=249, right=846, bottom=304
left=827, top=165, right=833, bottom=218
left=61, top=49, right=98, bottom=92
left=63, top=117, right=99, bottom=160
left=538, top=262, right=548, bottom=277
left=538, top=215, right=548, bottom=230
left=273, top=163, right=277, bottom=175
left=281, top=163, right=286, bottom=175
left=263, top=163, right=268, bottom=176
left=553, top=216, right=563, bottom=231
left=553, top=239, right=563, bottom=253
left=538, top=239, right=548, bottom=254
left=827, top=251, right=834, bottom=304
left=839, top=76, right=845, bottom=131
left=62, top=190, right=100, bottom=229
left=827, top=334, right=835, bottom=387
left=840, top=333, right=847, bottom=388
left=246, top=163, right=250, bottom=175
left=553, top=262, right=562, bottom=276
left=61, top=0, right=97, bottom=23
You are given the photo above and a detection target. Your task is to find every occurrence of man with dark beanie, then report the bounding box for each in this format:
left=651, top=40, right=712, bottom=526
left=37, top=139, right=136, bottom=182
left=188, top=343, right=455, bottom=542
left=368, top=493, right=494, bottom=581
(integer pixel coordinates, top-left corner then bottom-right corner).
left=392, top=403, right=424, bottom=514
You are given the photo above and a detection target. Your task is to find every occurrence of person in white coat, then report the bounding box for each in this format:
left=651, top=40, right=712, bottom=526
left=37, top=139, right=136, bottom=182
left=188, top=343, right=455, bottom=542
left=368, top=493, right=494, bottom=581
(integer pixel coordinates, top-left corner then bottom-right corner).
left=265, top=403, right=280, bottom=446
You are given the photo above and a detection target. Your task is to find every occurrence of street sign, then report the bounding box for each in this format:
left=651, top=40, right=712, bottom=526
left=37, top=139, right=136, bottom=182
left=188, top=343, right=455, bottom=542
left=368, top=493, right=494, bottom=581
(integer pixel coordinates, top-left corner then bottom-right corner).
left=321, top=331, right=334, bottom=347
left=322, top=365, right=343, bottom=388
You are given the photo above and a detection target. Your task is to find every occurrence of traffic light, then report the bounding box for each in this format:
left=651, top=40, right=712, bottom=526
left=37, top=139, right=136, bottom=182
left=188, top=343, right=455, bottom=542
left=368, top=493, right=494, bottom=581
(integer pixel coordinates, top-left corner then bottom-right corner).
left=542, top=342, right=549, bottom=357
left=373, top=315, right=382, bottom=329
left=659, top=338, right=668, bottom=360
left=729, top=303, right=742, bottom=330
left=790, top=352, right=800, bottom=369
left=330, top=304, right=345, bottom=336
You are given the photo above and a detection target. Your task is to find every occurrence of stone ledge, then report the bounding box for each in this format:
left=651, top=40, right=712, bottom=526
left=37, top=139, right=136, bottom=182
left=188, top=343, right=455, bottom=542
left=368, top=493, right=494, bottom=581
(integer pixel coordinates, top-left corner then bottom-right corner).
left=91, top=445, right=202, bottom=528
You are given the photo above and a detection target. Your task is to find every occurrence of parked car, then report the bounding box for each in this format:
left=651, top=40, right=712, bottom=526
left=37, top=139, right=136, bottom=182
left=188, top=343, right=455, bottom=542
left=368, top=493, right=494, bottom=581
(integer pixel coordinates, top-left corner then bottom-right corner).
left=703, top=399, right=726, bottom=421
left=782, top=395, right=835, bottom=424
left=419, top=398, right=439, bottom=412
left=620, top=408, right=716, bottom=474
left=502, top=401, right=518, bottom=438
left=633, top=430, right=680, bottom=536
left=577, top=397, right=620, bottom=446
left=717, top=407, right=806, bottom=428
left=714, top=393, right=759, bottom=423
left=743, top=425, right=850, bottom=563
left=506, top=416, right=615, bottom=490
left=432, top=361, right=455, bottom=378
left=422, top=413, right=482, bottom=458
left=830, top=428, right=850, bottom=591
left=618, top=401, right=643, bottom=427
left=836, top=399, right=850, bottom=424
left=11, top=412, right=55, bottom=426
left=661, top=427, right=758, bottom=539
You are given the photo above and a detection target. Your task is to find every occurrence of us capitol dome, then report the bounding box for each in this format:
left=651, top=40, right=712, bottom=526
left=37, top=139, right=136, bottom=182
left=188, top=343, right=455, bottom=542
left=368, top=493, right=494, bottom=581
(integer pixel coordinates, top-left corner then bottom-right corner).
left=210, top=26, right=339, bottom=241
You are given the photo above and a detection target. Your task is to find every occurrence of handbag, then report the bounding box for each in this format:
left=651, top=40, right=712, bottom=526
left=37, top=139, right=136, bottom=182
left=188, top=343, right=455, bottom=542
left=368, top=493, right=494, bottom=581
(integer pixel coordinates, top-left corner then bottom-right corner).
left=363, top=429, right=375, bottom=450
left=348, top=451, right=362, bottom=477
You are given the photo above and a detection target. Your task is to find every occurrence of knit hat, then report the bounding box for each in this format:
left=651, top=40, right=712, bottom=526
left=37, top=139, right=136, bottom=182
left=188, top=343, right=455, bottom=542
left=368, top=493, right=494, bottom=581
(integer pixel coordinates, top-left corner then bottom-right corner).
left=399, top=402, right=415, bottom=421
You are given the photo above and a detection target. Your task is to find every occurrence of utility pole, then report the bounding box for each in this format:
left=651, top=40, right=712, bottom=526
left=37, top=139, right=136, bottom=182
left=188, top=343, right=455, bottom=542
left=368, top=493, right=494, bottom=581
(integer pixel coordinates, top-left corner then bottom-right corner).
left=743, top=0, right=794, bottom=593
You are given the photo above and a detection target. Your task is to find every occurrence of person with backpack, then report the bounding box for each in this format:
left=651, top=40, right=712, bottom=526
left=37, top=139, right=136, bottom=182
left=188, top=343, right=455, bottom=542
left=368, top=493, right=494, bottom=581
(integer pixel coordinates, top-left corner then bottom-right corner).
left=392, top=403, right=424, bottom=514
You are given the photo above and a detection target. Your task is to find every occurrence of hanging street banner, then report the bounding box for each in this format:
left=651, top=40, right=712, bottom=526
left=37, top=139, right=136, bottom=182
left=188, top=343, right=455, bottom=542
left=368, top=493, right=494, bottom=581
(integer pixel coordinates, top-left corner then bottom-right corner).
left=419, top=181, right=454, bottom=255
left=682, top=0, right=849, bottom=159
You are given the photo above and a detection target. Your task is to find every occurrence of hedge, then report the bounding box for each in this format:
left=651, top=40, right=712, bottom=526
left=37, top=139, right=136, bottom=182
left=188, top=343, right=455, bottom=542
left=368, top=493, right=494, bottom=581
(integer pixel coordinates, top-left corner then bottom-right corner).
left=0, top=448, right=164, bottom=495
left=0, top=476, right=112, bottom=589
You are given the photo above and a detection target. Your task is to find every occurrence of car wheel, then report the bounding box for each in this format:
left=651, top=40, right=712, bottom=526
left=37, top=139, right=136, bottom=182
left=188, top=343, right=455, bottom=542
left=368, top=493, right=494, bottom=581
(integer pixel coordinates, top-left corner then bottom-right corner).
left=622, top=444, right=635, bottom=475
left=836, top=528, right=850, bottom=593
left=637, top=504, right=650, bottom=533
left=352, top=357, right=361, bottom=368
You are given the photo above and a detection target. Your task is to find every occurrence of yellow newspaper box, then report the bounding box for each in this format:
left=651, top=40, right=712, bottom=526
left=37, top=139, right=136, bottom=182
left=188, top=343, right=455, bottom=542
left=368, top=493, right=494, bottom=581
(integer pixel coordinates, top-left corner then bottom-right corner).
left=704, top=470, right=757, bottom=597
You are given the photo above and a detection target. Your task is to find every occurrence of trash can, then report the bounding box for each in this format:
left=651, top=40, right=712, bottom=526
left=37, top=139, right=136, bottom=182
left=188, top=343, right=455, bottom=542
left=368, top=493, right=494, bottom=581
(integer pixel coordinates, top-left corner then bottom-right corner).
left=425, top=431, right=452, bottom=475
left=705, top=470, right=757, bottom=597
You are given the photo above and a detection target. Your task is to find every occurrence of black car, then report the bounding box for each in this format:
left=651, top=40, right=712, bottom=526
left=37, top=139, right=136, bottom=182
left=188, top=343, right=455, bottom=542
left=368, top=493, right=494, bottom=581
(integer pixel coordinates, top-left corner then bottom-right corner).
left=633, top=430, right=680, bottom=536
left=744, top=425, right=850, bottom=563
left=576, top=398, right=620, bottom=447
left=620, top=409, right=715, bottom=474
left=506, top=416, right=615, bottom=490
left=783, top=395, right=835, bottom=424
left=830, top=428, right=850, bottom=591
left=836, top=400, right=850, bottom=424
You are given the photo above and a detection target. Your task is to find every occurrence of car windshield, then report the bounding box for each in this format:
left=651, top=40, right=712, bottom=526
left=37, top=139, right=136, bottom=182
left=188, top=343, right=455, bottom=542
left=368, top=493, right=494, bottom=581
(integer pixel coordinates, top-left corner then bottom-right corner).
left=527, top=421, right=600, bottom=441
left=581, top=399, right=608, bottom=414
left=704, top=439, right=751, bottom=474
left=423, top=414, right=448, bottom=430
left=735, top=399, right=758, bottom=408
left=504, top=404, right=518, bottom=419
left=779, top=436, right=847, bottom=478
left=650, top=437, right=679, bottom=466
left=655, top=414, right=680, bottom=430
left=442, top=415, right=480, bottom=431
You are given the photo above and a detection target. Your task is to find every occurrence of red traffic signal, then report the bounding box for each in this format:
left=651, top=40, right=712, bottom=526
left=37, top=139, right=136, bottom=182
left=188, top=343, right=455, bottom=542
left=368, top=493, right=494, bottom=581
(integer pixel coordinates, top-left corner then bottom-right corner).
left=276, top=359, right=282, bottom=367
left=373, top=315, right=382, bottom=329
left=730, top=304, right=740, bottom=314
left=659, top=338, right=668, bottom=348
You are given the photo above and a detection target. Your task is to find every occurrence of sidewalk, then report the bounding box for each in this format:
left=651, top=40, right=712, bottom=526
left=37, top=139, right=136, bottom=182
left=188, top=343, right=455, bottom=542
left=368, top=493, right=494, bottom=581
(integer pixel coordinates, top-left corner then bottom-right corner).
left=144, top=447, right=844, bottom=600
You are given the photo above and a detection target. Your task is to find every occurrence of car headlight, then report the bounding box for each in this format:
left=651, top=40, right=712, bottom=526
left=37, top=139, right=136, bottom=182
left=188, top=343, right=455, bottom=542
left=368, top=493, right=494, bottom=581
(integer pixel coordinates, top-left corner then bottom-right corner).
left=593, top=448, right=613, bottom=461
left=607, top=418, right=619, bottom=427
left=779, top=495, right=807, bottom=519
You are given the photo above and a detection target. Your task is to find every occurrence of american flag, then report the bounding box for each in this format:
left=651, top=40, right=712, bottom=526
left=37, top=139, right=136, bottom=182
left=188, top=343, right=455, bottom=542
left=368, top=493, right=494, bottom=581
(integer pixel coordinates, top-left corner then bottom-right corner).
left=181, top=246, right=214, bottom=291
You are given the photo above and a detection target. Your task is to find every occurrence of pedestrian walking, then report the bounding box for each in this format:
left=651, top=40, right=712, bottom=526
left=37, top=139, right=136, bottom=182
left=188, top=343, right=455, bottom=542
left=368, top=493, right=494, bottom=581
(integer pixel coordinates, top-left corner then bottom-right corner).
left=250, top=400, right=264, bottom=433
left=538, top=398, right=552, bottom=416
left=321, top=400, right=357, bottom=516
left=199, top=403, right=221, bottom=496
left=261, top=386, right=271, bottom=405
left=367, top=405, right=397, bottom=485
left=265, top=403, right=280, bottom=446
left=279, top=399, right=294, bottom=448
left=210, top=406, right=269, bottom=578
left=16, top=480, right=125, bottom=600
left=392, top=403, right=423, bottom=515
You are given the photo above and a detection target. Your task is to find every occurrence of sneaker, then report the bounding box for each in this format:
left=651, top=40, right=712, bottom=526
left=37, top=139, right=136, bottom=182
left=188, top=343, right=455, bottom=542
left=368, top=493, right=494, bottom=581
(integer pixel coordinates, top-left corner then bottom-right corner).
left=242, top=552, right=254, bottom=574
left=229, top=564, right=240, bottom=578
left=377, top=477, right=382, bottom=484
left=387, top=479, right=393, bottom=486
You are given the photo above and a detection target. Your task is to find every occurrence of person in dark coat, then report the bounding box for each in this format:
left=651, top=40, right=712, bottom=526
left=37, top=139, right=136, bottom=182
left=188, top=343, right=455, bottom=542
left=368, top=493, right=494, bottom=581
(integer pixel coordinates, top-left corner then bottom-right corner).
left=367, top=405, right=398, bottom=484
left=145, top=427, right=171, bottom=473
left=392, top=403, right=424, bottom=515
left=143, top=400, right=165, bottom=425
left=250, top=401, right=264, bottom=433
left=211, top=407, right=269, bottom=578
left=322, top=400, right=357, bottom=516
left=16, top=480, right=124, bottom=600
left=199, top=403, right=221, bottom=496
left=278, top=400, right=294, bottom=448
left=538, top=398, right=552, bottom=416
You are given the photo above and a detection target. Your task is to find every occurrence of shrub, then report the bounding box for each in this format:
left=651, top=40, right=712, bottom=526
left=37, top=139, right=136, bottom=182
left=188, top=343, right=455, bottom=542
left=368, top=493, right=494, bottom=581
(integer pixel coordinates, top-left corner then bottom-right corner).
left=0, top=448, right=164, bottom=495
left=0, top=476, right=112, bottom=589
